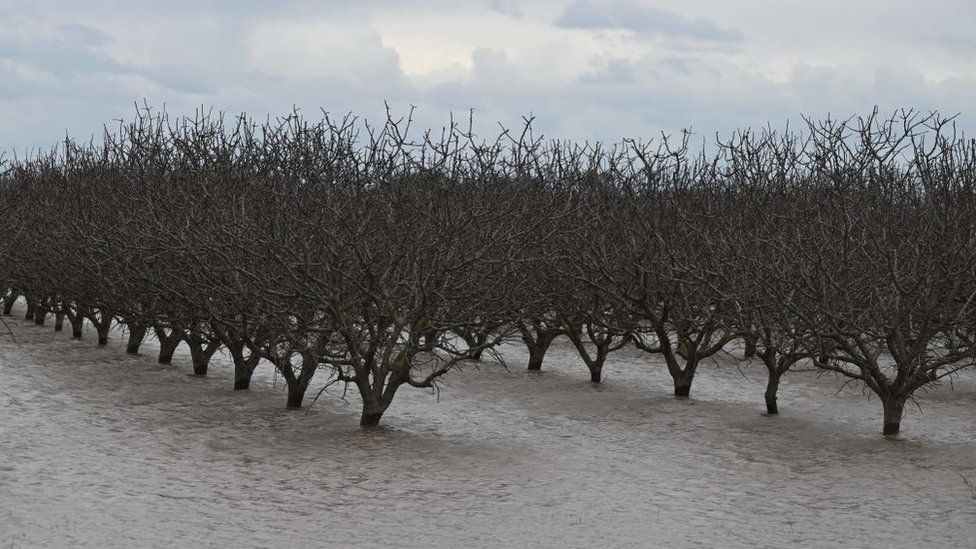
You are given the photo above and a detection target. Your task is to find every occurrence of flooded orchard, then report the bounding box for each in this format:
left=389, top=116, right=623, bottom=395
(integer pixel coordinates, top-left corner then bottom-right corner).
left=1, top=312, right=975, bottom=548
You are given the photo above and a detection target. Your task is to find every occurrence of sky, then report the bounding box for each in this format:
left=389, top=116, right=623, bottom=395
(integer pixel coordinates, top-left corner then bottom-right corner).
left=2, top=0, right=975, bottom=153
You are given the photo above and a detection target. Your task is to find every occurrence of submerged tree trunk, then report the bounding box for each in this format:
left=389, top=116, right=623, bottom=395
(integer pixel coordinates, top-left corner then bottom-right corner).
left=589, top=365, right=603, bottom=383
left=673, top=374, right=694, bottom=397
left=359, top=390, right=392, bottom=427
left=54, top=311, right=65, bottom=332
left=185, top=328, right=221, bottom=376
left=33, top=303, right=47, bottom=326
left=744, top=334, right=758, bottom=358
left=526, top=343, right=546, bottom=371
left=882, top=396, right=906, bottom=436
left=156, top=329, right=182, bottom=364
left=126, top=324, right=148, bottom=355
left=563, top=318, right=628, bottom=385
left=234, top=369, right=254, bottom=390
left=231, top=349, right=261, bottom=390
left=70, top=315, right=84, bottom=338
left=460, top=329, right=489, bottom=361
left=24, top=299, right=35, bottom=321
left=522, top=327, right=560, bottom=372
left=278, top=354, right=317, bottom=410
left=86, top=311, right=113, bottom=346
left=189, top=345, right=217, bottom=375
left=286, top=387, right=305, bottom=409
left=2, top=292, right=16, bottom=316
left=764, top=370, right=781, bottom=414
left=360, top=408, right=385, bottom=427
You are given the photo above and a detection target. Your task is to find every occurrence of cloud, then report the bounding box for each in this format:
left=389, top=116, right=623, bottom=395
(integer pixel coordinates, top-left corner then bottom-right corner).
left=0, top=23, right=132, bottom=79
left=0, top=0, right=975, bottom=152
left=485, top=0, right=523, bottom=18
left=554, top=0, right=742, bottom=43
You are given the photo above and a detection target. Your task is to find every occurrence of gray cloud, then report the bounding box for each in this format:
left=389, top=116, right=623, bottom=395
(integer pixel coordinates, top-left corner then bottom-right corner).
left=554, top=0, right=743, bottom=43
left=485, top=0, right=523, bottom=18
left=0, top=0, right=974, bottom=152
left=0, top=23, right=132, bottom=78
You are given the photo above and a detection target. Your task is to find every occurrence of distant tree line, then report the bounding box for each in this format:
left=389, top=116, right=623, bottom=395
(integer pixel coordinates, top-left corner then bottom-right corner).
left=1, top=106, right=974, bottom=435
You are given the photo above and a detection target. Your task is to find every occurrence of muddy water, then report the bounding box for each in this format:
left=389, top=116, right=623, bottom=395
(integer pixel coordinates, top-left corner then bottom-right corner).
left=1, top=310, right=974, bottom=548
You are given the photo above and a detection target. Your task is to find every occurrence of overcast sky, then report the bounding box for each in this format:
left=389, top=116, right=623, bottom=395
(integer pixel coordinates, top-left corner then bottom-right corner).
left=2, top=0, right=975, bottom=152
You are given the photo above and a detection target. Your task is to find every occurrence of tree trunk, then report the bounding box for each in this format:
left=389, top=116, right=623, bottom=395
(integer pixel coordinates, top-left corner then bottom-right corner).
left=524, top=331, right=558, bottom=371
left=764, top=370, right=780, bottom=414
left=882, top=396, right=906, bottom=436
left=126, top=325, right=147, bottom=355
left=589, top=364, right=603, bottom=383
left=191, top=356, right=209, bottom=376
left=227, top=343, right=260, bottom=390
left=25, top=300, right=35, bottom=321
left=54, top=312, right=65, bottom=331
left=468, top=347, right=484, bottom=361
left=234, top=374, right=252, bottom=390
left=527, top=343, right=546, bottom=371
left=34, top=307, right=46, bottom=326
left=2, top=293, right=15, bottom=316
left=86, top=310, right=113, bottom=346
left=157, top=334, right=181, bottom=364
left=817, top=340, right=831, bottom=366
left=286, top=386, right=305, bottom=409
left=360, top=410, right=384, bottom=427
left=187, top=338, right=220, bottom=376
left=96, top=322, right=111, bottom=346
left=70, top=315, right=84, bottom=338
left=744, top=334, right=758, bottom=358
left=674, top=382, right=691, bottom=398
left=671, top=369, right=695, bottom=398
left=360, top=399, right=388, bottom=426
left=232, top=352, right=255, bottom=389
left=280, top=355, right=316, bottom=410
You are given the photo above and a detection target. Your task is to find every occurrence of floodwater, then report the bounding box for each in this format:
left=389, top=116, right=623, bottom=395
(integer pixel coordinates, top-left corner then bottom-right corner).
left=1, top=307, right=975, bottom=548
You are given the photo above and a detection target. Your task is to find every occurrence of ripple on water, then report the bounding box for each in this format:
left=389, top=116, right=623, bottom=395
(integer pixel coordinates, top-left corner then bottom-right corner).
left=0, top=311, right=975, bottom=548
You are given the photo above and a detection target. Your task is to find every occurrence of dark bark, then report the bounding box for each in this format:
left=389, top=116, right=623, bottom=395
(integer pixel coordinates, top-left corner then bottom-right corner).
left=656, top=328, right=697, bottom=399
left=237, top=358, right=260, bottom=389
left=1, top=292, right=15, bottom=316
left=191, top=358, right=209, bottom=376
left=459, top=329, right=488, bottom=360
left=882, top=396, right=906, bottom=436
left=277, top=353, right=317, bottom=410
left=764, top=371, right=780, bottom=414
left=744, top=334, right=758, bottom=358
left=360, top=410, right=384, bottom=427
left=526, top=344, right=546, bottom=371
left=34, top=306, right=46, bottom=326
left=54, top=311, right=65, bottom=331
left=761, top=348, right=782, bottom=414
left=126, top=325, right=147, bottom=355
left=95, top=322, right=111, bottom=346
left=359, top=394, right=391, bottom=426
left=24, top=300, right=35, bottom=321
left=522, top=326, right=560, bottom=371
left=70, top=315, right=84, bottom=338
left=85, top=310, right=113, bottom=346
left=229, top=347, right=260, bottom=390
left=186, top=334, right=220, bottom=376
left=156, top=329, right=182, bottom=364
left=590, top=366, right=603, bottom=383
left=286, top=388, right=305, bottom=409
